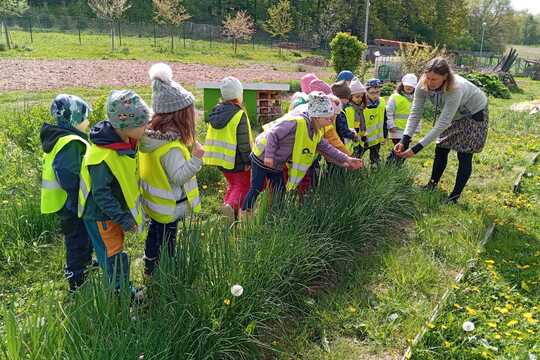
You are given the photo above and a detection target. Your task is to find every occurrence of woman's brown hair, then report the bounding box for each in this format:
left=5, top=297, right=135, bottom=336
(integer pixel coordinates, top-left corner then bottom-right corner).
left=149, top=104, right=196, bottom=145
left=419, top=57, right=457, bottom=92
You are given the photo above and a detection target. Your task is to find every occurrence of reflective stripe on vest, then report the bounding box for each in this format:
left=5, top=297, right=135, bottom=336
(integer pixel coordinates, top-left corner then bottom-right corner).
left=139, top=140, right=201, bottom=223
left=78, top=145, right=143, bottom=227
left=392, top=93, right=411, bottom=130
left=41, top=134, right=89, bottom=214
left=363, top=98, right=386, bottom=147
left=203, top=110, right=253, bottom=170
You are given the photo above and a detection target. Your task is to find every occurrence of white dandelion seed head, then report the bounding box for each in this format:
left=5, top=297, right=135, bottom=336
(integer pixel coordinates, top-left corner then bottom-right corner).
left=388, top=313, right=399, bottom=322
left=462, top=321, right=475, bottom=332
left=231, top=284, right=244, bottom=297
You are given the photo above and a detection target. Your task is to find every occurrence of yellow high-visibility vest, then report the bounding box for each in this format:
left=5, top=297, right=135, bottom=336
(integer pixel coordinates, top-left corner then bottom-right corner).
left=343, top=107, right=363, bottom=150
left=41, top=134, right=89, bottom=214
left=139, top=141, right=201, bottom=223
left=363, top=98, right=386, bottom=147
left=78, top=144, right=143, bottom=227
left=203, top=110, right=253, bottom=170
left=391, top=93, right=411, bottom=130
left=253, top=115, right=323, bottom=191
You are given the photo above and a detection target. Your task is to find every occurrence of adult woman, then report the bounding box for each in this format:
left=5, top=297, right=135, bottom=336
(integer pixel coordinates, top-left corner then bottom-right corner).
left=394, top=57, right=489, bottom=203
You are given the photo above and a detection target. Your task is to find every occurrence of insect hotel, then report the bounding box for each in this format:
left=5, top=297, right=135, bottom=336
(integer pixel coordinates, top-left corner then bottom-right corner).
left=196, top=81, right=291, bottom=126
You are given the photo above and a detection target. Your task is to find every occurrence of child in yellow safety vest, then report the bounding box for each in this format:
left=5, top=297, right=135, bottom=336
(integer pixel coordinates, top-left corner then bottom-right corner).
left=386, top=73, right=418, bottom=145
left=361, top=79, right=388, bottom=165
left=79, top=90, right=149, bottom=296
left=139, top=63, right=204, bottom=277
left=241, top=92, right=364, bottom=213
left=40, top=94, right=92, bottom=293
left=203, top=76, right=252, bottom=221
left=336, top=79, right=366, bottom=155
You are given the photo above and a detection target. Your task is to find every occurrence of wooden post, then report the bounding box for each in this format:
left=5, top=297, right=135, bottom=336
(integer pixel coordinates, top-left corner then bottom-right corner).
left=29, top=16, right=33, bottom=43
left=183, top=23, right=186, bottom=49
left=78, top=16, right=82, bottom=45
left=153, top=23, right=157, bottom=47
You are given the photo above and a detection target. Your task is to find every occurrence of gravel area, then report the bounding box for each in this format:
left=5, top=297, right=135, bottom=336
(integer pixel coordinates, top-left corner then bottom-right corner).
left=0, top=59, right=331, bottom=91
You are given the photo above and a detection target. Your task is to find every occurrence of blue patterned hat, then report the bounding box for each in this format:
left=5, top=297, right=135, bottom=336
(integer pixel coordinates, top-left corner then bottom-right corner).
left=50, top=94, right=91, bottom=128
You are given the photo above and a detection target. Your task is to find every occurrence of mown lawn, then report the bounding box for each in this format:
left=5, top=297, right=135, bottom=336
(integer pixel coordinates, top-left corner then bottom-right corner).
left=0, top=29, right=317, bottom=70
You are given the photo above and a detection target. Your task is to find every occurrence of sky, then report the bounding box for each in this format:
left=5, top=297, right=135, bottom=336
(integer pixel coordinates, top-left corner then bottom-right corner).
left=511, top=0, right=540, bottom=14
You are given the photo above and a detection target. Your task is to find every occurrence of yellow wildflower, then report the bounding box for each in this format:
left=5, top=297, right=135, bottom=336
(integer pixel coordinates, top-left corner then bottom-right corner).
left=494, top=334, right=501, bottom=340
left=495, top=307, right=509, bottom=314
left=487, top=322, right=497, bottom=329
left=507, top=319, right=518, bottom=327
left=466, top=307, right=477, bottom=316
left=223, top=298, right=231, bottom=305
left=348, top=306, right=357, bottom=314
left=443, top=341, right=451, bottom=348
left=505, top=303, right=513, bottom=310
left=427, top=322, right=435, bottom=329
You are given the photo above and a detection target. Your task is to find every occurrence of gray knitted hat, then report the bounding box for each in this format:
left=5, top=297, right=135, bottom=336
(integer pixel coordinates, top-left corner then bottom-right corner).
left=149, top=63, right=195, bottom=114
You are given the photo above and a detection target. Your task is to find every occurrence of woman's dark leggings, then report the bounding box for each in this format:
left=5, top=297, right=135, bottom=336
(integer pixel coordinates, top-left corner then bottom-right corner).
left=430, top=146, right=473, bottom=201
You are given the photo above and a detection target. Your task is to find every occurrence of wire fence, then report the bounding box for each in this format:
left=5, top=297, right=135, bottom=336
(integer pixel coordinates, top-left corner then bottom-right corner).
left=1, top=13, right=322, bottom=52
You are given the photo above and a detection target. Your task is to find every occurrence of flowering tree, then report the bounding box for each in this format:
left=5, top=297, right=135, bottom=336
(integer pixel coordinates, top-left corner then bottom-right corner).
left=222, top=10, right=255, bottom=55
left=153, top=0, right=191, bottom=52
left=263, top=0, right=293, bottom=56
left=0, top=0, right=28, bottom=49
left=88, top=0, right=131, bottom=51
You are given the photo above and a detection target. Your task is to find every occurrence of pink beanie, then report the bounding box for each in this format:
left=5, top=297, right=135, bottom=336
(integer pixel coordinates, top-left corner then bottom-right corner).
left=300, top=73, right=318, bottom=93
left=309, top=79, right=332, bottom=95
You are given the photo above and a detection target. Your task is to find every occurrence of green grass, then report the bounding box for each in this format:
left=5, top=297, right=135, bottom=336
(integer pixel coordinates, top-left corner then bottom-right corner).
left=275, top=78, right=540, bottom=358
left=0, top=29, right=316, bottom=69
left=508, top=44, right=540, bottom=60
left=0, top=78, right=539, bottom=358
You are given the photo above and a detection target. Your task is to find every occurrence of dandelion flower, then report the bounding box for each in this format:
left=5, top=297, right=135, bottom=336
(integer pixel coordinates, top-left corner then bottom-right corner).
left=463, top=321, right=475, bottom=332
left=466, top=307, right=477, bottom=316
left=507, top=319, right=518, bottom=327
left=231, top=284, right=244, bottom=297
left=224, top=298, right=231, bottom=305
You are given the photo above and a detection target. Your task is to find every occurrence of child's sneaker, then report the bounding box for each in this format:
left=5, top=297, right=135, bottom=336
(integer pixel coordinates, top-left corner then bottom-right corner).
left=130, top=286, right=145, bottom=306
left=422, top=180, right=438, bottom=191
left=221, top=204, right=236, bottom=221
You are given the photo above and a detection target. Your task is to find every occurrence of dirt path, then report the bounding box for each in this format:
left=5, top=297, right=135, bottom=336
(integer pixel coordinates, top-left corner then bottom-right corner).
left=0, top=59, right=331, bottom=91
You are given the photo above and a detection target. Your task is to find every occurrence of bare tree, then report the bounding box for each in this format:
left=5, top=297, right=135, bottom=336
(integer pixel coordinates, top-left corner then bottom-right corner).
left=153, top=0, right=191, bottom=52
left=222, top=10, right=255, bottom=55
left=88, top=0, right=131, bottom=51
left=0, top=0, right=28, bottom=49
left=263, top=0, right=294, bottom=56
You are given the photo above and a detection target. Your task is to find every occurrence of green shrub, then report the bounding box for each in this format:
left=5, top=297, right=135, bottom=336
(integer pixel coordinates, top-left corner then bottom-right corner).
left=329, top=32, right=367, bottom=76
left=381, top=82, right=395, bottom=97
left=463, top=72, right=511, bottom=99
left=89, top=95, right=108, bottom=126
